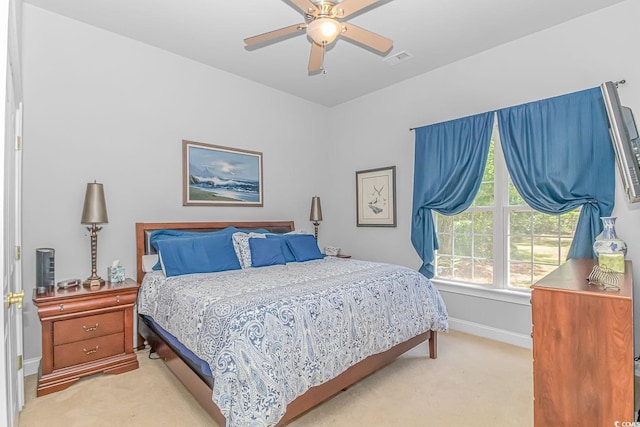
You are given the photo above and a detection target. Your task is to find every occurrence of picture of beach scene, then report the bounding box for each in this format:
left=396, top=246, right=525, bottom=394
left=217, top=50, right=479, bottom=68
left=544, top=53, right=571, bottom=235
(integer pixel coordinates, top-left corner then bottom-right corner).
left=183, top=140, right=263, bottom=206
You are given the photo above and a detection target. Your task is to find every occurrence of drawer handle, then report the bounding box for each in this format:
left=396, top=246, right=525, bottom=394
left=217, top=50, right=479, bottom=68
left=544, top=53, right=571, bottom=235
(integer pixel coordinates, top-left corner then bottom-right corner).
left=82, top=323, right=99, bottom=332
left=82, top=345, right=99, bottom=355
left=116, top=295, right=120, bottom=303
left=59, top=304, right=64, bottom=312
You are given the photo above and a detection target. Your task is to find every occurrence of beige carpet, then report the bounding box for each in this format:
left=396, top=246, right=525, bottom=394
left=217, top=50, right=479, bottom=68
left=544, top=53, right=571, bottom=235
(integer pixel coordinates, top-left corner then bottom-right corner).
left=18, top=330, right=533, bottom=427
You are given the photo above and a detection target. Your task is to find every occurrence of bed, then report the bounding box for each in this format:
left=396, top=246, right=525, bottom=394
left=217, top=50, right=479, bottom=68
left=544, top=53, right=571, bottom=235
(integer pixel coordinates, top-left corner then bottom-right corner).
left=135, top=221, right=448, bottom=426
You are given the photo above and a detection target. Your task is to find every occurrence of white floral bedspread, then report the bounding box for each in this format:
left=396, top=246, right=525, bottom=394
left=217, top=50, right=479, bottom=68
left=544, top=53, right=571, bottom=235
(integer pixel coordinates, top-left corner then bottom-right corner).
left=138, top=257, right=448, bottom=427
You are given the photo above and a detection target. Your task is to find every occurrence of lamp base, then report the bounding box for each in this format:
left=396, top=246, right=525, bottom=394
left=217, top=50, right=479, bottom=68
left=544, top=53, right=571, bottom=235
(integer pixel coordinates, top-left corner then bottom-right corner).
left=83, top=276, right=105, bottom=288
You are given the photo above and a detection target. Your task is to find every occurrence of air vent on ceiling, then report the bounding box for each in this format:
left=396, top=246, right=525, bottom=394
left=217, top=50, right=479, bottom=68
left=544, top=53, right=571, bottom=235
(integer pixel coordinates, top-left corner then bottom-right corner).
left=383, top=50, right=413, bottom=66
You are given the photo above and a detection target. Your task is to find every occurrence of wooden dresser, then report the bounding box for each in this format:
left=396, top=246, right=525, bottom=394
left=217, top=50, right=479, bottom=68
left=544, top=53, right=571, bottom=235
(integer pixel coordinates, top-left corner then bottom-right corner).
left=33, top=278, right=140, bottom=396
left=531, top=258, right=634, bottom=426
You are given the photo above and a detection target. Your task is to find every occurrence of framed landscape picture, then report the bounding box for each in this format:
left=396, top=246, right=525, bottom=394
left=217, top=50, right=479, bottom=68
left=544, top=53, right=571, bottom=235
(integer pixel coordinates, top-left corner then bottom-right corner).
left=183, top=140, right=263, bottom=206
left=356, top=166, right=396, bottom=227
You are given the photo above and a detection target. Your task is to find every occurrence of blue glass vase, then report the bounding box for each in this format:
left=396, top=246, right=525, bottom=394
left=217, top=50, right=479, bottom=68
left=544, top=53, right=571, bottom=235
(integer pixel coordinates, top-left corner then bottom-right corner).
left=592, top=216, right=627, bottom=257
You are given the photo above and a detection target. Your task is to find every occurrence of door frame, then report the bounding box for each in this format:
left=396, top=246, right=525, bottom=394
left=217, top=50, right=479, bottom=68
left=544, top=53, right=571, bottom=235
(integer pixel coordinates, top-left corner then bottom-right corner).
left=1, top=0, right=24, bottom=425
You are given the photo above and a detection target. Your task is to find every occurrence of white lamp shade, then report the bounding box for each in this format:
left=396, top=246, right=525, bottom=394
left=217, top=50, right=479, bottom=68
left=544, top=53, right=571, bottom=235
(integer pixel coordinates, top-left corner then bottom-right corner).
left=306, top=18, right=341, bottom=45
left=81, top=182, right=109, bottom=224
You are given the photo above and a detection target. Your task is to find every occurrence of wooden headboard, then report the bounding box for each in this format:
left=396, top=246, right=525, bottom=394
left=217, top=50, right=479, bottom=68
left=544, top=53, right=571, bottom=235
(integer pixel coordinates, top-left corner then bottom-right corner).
left=135, top=221, right=295, bottom=283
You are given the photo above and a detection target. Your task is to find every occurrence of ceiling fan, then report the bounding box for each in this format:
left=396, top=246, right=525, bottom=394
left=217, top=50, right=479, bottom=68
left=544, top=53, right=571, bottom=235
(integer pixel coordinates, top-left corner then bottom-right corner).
left=244, top=0, right=393, bottom=73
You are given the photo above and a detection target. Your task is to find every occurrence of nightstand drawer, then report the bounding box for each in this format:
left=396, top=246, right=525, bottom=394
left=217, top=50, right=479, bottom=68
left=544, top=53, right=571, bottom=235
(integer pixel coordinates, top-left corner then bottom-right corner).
left=54, top=311, right=124, bottom=345
left=54, top=333, right=124, bottom=370
left=37, top=292, right=137, bottom=318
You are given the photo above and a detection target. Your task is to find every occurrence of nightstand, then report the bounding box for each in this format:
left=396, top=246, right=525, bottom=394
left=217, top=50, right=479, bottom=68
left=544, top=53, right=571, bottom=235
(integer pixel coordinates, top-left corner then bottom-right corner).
left=33, top=278, right=140, bottom=396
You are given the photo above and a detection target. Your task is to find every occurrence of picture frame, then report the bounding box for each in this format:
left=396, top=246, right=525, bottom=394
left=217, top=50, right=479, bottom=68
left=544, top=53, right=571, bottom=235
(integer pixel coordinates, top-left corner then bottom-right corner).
left=356, top=166, right=396, bottom=227
left=182, top=140, right=263, bottom=206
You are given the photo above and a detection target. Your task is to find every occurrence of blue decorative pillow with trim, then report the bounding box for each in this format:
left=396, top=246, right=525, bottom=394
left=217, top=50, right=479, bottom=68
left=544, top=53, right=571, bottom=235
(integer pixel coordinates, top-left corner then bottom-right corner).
left=232, top=232, right=266, bottom=269
left=265, top=234, right=296, bottom=263
left=156, top=233, right=241, bottom=277
left=249, top=237, right=286, bottom=267
left=285, top=234, right=325, bottom=262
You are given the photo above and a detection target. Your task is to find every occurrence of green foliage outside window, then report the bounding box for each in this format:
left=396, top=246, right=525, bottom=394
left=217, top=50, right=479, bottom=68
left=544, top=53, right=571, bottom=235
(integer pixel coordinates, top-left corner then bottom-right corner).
left=434, top=138, right=580, bottom=289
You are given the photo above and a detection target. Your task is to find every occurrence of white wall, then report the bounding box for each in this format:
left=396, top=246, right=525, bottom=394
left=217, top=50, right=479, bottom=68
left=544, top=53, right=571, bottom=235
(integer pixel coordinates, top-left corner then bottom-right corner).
left=321, top=0, right=640, bottom=348
left=21, top=0, right=640, bottom=364
left=20, top=5, right=327, bottom=361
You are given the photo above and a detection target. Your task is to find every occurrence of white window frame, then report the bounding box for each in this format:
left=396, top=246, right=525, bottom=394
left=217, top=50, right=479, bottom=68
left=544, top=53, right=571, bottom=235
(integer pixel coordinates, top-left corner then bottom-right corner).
left=432, top=115, right=561, bottom=305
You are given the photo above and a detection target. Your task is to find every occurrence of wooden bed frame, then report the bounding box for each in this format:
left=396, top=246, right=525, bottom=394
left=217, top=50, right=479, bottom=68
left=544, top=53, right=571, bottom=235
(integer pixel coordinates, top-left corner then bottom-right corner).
left=135, top=221, right=438, bottom=426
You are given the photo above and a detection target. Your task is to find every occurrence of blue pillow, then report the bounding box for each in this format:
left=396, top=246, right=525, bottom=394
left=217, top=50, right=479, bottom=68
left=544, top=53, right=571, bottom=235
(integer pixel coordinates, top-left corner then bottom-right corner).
left=265, top=234, right=296, bottom=263
left=150, top=226, right=241, bottom=270
left=285, top=234, right=325, bottom=262
left=156, top=233, right=241, bottom=277
left=249, top=238, right=286, bottom=267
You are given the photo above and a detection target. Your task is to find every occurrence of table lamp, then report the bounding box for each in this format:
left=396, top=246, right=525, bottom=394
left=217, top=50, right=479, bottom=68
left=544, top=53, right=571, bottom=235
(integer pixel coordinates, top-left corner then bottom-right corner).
left=310, top=196, right=322, bottom=240
left=81, top=182, right=108, bottom=287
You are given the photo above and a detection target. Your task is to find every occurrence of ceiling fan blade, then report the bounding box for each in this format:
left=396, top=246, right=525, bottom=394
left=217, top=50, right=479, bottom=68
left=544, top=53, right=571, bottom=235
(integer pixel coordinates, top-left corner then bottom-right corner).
left=333, top=0, right=379, bottom=18
left=340, top=23, right=393, bottom=53
left=308, top=42, right=324, bottom=72
left=244, top=23, right=307, bottom=47
left=287, top=0, right=318, bottom=15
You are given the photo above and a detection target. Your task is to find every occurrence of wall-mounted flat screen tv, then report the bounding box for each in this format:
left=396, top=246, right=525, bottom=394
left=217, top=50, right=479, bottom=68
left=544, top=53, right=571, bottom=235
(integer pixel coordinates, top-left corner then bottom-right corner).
left=600, top=81, right=640, bottom=203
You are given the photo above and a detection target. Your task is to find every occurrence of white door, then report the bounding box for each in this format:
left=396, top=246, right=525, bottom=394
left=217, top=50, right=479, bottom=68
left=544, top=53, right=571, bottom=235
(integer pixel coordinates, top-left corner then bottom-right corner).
left=1, top=0, right=24, bottom=425
left=2, top=55, right=23, bottom=427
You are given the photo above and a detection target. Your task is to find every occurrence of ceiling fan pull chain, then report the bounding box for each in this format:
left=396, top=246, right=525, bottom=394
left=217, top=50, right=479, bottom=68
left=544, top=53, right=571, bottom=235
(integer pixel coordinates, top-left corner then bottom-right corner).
left=321, top=43, right=328, bottom=74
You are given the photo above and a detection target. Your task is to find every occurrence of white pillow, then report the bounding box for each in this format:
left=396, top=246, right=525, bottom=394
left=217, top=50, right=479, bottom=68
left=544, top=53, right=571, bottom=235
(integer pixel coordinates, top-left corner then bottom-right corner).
left=232, top=232, right=266, bottom=268
left=158, top=252, right=167, bottom=276
left=142, top=254, right=159, bottom=273
left=285, top=230, right=311, bottom=235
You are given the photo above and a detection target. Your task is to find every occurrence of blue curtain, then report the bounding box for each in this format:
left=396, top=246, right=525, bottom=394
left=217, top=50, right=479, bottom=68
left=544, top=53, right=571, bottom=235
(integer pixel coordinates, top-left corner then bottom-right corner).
left=411, top=112, right=495, bottom=278
left=497, top=87, right=615, bottom=259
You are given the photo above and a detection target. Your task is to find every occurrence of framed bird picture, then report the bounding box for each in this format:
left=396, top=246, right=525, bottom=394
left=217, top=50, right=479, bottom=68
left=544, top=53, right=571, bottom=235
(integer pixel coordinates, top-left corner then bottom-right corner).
left=356, top=166, right=396, bottom=227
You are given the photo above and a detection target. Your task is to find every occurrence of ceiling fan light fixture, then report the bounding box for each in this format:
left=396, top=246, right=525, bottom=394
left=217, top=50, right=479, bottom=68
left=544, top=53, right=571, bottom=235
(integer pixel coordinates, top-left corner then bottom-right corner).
left=307, top=18, right=341, bottom=45
left=244, top=0, right=393, bottom=73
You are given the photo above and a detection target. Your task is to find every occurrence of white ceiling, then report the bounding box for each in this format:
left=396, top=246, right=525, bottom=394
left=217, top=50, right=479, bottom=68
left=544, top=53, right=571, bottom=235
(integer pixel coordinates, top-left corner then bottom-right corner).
left=23, top=0, right=627, bottom=107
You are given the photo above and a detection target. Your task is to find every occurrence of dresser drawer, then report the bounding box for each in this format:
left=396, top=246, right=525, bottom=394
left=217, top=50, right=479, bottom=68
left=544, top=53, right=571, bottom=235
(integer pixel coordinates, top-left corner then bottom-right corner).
left=53, top=333, right=124, bottom=370
left=54, top=311, right=123, bottom=345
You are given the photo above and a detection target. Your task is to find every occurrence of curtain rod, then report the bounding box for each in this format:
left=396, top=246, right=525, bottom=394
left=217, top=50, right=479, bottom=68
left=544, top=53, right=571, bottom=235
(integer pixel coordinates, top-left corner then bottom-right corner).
left=408, top=79, right=628, bottom=131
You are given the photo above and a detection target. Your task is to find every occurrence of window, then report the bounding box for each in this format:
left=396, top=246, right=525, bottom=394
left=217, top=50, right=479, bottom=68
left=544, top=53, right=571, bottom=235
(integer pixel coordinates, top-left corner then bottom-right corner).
left=434, top=121, right=580, bottom=290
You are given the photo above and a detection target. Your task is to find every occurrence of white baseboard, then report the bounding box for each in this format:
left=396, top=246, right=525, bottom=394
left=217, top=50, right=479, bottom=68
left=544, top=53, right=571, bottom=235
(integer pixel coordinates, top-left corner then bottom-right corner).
left=24, top=357, right=40, bottom=377
left=448, top=317, right=532, bottom=349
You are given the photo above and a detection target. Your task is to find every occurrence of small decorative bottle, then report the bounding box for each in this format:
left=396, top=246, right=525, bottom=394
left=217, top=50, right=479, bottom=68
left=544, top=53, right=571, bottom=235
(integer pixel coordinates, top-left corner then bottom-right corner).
left=592, top=216, right=627, bottom=257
